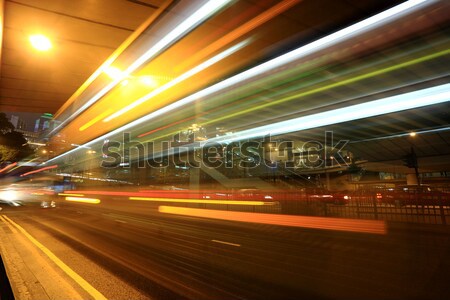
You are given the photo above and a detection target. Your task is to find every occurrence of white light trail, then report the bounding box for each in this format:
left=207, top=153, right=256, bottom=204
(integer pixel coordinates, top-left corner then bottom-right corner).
left=42, top=0, right=435, bottom=164
left=49, top=0, right=233, bottom=134
left=208, top=84, right=450, bottom=144
left=103, top=39, right=250, bottom=122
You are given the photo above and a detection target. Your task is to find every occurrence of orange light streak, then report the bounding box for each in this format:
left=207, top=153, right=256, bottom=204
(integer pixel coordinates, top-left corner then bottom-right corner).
left=130, top=196, right=273, bottom=206
left=0, top=162, right=17, bottom=173
left=176, top=0, right=301, bottom=71
left=20, top=165, right=58, bottom=177
left=64, top=190, right=273, bottom=202
left=158, top=206, right=387, bottom=235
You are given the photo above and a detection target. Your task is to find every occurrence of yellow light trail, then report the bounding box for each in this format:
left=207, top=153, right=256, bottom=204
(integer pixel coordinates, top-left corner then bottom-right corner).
left=58, top=193, right=85, bottom=197
left=53, top=1, right=175, bottom=120
left=129, top=197, right=275, bottom=206
left=79, top=109, right=112, bottom=131
left=65, top=197, right=100, bottom=204
left=42, top=0, right=435, bottom=165
left=7, top=157, right=40, bottom=173
left=50, top=0, right=229, bottom=135
left=103, top=40, right=249, bottom=122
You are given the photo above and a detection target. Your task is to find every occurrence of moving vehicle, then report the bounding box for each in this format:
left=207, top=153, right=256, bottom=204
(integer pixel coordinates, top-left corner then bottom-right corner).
left=375, top=185, right=449, bottom=207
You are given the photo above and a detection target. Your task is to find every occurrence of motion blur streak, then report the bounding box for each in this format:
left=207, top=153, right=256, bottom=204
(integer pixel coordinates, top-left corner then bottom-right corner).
left=199, top=49, right=450, bottom=129
left=176, top=0, right=302, bottom=71
left=137, top=113, right=198, bottom=137
left=137, top=90, right=242, bottom=137
left=58, top=193, right=85, bottom=197
left=65, top=197, right=101, bottom=204
left=51, top=0, right=232, bottom=133
left=129, top=197, right=273, bottom=206
left=209, top=84, right=450, bottom=144
left=103, top=40, right=249, bottom=122
left=64, top=190, right=163, bottom=197
left=211, top=240, right=241, bottom=247
left=79, top=110, right=112, bottom=131
left=7, top=160, right=35, bottom=173
left=43, top=0, right=429, bottom=165
left=52, top=0, right=173, bottom=119
left=158, top=206, right=387, bottom=235
left=20, top=165, right=58, bottom=177
left=0, top=162, right=17, bottom=173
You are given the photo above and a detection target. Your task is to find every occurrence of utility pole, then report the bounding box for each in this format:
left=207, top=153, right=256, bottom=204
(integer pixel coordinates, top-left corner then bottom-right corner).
left=402, top=147, right=419, bottom=186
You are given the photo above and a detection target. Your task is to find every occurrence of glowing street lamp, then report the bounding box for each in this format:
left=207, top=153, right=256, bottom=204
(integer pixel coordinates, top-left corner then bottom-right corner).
left=29, top=34, right=52, bottom=51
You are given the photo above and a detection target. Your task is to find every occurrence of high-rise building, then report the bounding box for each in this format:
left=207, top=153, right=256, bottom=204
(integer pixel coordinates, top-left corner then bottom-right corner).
left=33, top=113, right=53, bottom=133
left=9, top=115, right=27, bottom=130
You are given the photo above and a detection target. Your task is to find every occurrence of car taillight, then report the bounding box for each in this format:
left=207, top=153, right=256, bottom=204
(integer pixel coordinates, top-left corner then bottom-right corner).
left=376, top=193, right=382, bottom=199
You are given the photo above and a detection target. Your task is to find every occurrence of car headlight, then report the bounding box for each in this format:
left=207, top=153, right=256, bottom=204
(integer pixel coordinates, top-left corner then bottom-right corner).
left=0, top=190, right=19, bottom=201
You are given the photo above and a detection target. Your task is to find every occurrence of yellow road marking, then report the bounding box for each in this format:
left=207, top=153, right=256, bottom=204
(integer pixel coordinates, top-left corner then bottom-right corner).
left=0, top=215, right=17, bottom=233
left=2, top=215, right=107, bottom=300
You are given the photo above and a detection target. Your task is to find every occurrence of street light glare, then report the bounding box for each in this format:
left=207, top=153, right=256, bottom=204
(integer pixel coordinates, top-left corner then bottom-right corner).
left=104, top=66, right=124, bottom=80
left=29, top=34, right=52, bottom=51
left=140, top=75, right=158, bottom=87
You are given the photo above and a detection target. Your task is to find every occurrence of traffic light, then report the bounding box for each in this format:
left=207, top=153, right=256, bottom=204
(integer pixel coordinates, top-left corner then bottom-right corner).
left=402, top=148, right=417, bottom=169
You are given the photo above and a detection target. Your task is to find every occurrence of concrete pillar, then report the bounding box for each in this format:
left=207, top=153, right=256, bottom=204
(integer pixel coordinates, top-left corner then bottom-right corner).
left=0, top=0, right=4, bottom=74
left=326, top=171, right=330, bottom=190
left=406, top=173, right=418, bottom=185
left=190, top=167, right=200, bottom=190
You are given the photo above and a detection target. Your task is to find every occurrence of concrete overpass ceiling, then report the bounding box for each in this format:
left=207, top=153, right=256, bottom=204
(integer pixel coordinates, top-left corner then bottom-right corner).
left=0, top=0, right=405, bottom=114
left=0, top=0, right=161, bottom=113
left=1, top=0, right=448, bottom=172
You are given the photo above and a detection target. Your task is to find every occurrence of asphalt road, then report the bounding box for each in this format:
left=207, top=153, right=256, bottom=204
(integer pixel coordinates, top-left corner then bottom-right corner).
left=1, top=199, right=450, bottom=300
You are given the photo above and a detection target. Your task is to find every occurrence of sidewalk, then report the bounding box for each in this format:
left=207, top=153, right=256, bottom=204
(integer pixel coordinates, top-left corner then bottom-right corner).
left=0, top=214, right=103, bottom=300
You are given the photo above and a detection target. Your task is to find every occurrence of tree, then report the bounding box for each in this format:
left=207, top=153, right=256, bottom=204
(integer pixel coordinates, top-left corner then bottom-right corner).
left=0, top=113, right=14, bottom=134
left=0, top=113, right=33, bottom=164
